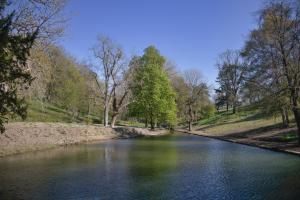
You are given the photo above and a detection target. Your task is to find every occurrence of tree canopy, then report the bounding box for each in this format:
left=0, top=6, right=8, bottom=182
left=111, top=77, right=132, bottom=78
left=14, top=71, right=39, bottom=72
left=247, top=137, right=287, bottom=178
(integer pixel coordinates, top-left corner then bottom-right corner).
left=129, top=46, right=177, bottom=130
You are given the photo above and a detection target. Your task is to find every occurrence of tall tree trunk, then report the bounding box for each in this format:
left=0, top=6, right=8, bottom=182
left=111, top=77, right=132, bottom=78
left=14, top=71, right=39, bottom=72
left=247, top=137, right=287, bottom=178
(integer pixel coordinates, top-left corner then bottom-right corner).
left=145, top=118, right=148, bottom=128
left=103, top=103, right=109, bottom=127
left=285, top=110, right=289, bottom=125
left=188, top=104, right=193, bottom=131
left=103, top=79, right=110, bottom=127
left=150, top=117, right=155, bottom=131
left=226, top=101, right=229, bottom=112
left=232, top=101, right=236, bottom=114
left=281, top=108, right=289, bottom=128
left=281, top=110, right=287, bottom=128
left=111, top=114, right=117, bottom=128
left=150, top=122, right=155, bottom=130
left=188, top=121, right=192, bottom=131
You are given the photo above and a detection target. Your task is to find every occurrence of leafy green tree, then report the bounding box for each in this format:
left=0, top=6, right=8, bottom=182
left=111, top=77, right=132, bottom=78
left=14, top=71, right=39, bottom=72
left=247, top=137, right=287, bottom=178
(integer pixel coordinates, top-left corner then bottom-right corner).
left=46, top=47, right=88, bottom=119
left=0, top=0, right=36, bottom=132
left=56, top=66, right=86, bottom=118
left=130, top=46, right=177, bottom=130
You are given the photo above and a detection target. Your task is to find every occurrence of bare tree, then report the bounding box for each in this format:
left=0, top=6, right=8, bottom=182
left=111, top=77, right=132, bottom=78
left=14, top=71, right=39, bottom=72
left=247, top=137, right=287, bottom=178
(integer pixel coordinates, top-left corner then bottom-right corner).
left=110, top=76, right=129, bottom=128
left=10, top=0, right=68, bottom=42
left=184, top=69, right=208, bottom=131
left=93, top=36, right=125, bottom=127
left=216, top=50, right=246, bottom=113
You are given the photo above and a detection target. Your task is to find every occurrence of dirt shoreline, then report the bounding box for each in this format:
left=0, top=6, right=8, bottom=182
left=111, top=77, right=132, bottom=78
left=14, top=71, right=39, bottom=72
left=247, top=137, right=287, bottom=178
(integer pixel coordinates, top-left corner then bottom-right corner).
left=3, top=122, right=299, bottom=158
left=176, top=129, right=300, bottom=156
left=0, top=122, right=168, bottom=157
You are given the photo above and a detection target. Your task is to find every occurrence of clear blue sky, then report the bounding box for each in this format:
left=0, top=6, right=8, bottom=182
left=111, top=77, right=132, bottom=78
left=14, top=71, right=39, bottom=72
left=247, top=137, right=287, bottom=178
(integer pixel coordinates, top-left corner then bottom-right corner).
left=59, top=0, right=263, bottom=87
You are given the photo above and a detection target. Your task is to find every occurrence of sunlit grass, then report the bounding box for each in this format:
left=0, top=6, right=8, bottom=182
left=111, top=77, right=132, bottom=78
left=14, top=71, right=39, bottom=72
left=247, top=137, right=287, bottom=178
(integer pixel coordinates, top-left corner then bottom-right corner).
left=196, top=106, right=295, bottom=136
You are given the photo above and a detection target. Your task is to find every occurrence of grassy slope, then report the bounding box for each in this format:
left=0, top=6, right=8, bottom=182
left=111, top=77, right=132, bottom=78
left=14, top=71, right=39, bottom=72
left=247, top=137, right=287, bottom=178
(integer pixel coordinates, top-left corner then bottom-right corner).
left=12, top=101, right=97, bottom=123
left=14, top=101, right=145, bottom=127
left=25, top=101, right=81, bottom=122
left=196, top=106, right=297, bottom=140
left=16, top=101, right=297, bottom=141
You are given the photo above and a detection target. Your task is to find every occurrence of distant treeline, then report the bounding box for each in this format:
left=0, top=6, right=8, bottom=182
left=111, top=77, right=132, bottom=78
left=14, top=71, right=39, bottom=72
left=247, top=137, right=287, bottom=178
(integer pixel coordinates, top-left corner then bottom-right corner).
left=20, top=39, right=215, bottom=130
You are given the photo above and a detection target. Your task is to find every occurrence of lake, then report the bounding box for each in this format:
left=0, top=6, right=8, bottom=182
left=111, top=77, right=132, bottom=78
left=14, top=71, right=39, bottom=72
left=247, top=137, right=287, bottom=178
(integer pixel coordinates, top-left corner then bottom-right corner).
left=0, top=133, right=300, bottom=200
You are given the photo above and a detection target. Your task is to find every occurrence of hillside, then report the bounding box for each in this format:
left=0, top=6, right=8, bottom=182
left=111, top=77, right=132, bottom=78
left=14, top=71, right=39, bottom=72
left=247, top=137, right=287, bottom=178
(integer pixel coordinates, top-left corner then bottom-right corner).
left=13, top=101, right=300, bottom=144
left=183, top=106, right=300, bottom=155
left=13, top=101, right=145, bottom=127
left=195, top=106, right=297, bottom=142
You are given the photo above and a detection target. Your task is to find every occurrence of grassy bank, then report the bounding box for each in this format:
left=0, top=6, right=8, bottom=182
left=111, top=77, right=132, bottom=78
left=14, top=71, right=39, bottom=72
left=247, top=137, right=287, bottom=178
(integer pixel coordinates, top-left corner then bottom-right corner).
left=22, top=101, right=100, bottom=123
left=196, top=106, right=296, bottom=139
left=184, top=106, right=300, bottom=155
left=15, top=101, right=144, bottom=127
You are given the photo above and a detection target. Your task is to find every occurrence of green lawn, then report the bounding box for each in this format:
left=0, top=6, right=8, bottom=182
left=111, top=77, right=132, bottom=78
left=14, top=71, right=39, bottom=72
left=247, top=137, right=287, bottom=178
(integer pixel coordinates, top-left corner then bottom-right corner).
left=195, top=106, right=295, bottom=136
left=12, top=101, right=143, bottom=127
left=12, top=101, right=101, bottom=124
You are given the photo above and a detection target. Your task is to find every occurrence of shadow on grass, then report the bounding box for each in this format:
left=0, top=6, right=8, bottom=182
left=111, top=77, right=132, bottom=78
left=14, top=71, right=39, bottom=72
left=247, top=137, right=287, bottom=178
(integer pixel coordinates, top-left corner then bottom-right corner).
left=234, top=112, right=268, bottom=123
left=220, top=122, right=298, bottom=143
left=220, top=123, right=283, bottom=138
left=195, top=121, right=233, bottom=131
left=195, top=111, right=274, bottom=132
left=257, top=129, right=298, bottom=143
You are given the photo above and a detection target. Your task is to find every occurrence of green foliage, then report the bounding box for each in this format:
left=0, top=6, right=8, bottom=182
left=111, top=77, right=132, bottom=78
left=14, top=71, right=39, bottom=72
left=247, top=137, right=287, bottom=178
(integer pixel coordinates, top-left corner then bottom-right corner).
left=280, top=131, right=298, bottom=142
left=52, top=59, right=87, bottom=115
left=129, top=46, right=177, bottom=128
left=0, top=0, right=36, bottom=132
left=13, top=44, right=104, bottom=124
left=31, top=46, right=97, bottom=120
left=199, top=104, right=216, bottom=119
left=84, top=116, right=93, bottom=125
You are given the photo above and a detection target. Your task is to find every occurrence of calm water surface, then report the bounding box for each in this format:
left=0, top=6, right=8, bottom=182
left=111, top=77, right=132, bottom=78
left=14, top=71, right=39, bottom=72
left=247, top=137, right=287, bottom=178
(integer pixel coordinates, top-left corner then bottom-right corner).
left=0, top=133, right=300, bottom=200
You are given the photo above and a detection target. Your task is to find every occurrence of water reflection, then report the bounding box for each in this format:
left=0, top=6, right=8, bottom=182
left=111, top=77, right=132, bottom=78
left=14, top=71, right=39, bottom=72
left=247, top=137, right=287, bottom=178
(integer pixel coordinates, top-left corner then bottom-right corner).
left=127, top=135, right=178, bottom=199
left=0, top=134, right=300, bottom=200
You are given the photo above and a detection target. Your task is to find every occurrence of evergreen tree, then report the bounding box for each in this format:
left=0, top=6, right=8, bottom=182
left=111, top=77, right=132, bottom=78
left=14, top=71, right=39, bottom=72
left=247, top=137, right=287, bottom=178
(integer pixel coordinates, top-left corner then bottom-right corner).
left=130, top=46, right=177, bottom=130
left=0, top=0, right=36, bottom=132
